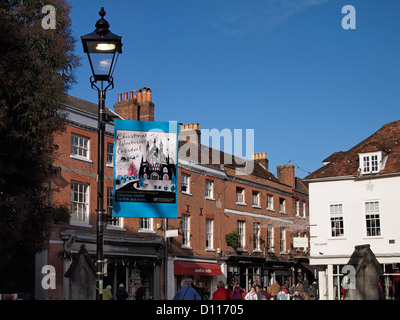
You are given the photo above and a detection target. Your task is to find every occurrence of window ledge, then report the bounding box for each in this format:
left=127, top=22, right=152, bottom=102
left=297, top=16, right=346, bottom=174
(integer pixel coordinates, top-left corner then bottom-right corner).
left=181, top=191, right=192, bottom=196
left=236, top=202, right=247, bottom=206
left=206, top=248, right=216, bottom=252
left=139, top=229, right=156, bottom=234
left=252, top=205, right=262, bottom=209
left=181, top=245, right=193, bottom=250
left=70, top=221, right=92, bottom=228
left=205, top=197, right=216, bottom=201
left=362, top=236, right=383, bottom=240
left=70, top=154, right=93, bottom=163
left=106, top=225, right=125, bottom=231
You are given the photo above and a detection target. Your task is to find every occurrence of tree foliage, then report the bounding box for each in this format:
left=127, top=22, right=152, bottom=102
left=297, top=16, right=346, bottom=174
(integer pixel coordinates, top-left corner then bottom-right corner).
left=0, top=0, right=80, bottom=292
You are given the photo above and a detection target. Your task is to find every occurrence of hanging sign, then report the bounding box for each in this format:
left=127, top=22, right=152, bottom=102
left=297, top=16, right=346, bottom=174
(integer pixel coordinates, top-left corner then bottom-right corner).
left=112, top=120, right=178, bottom=218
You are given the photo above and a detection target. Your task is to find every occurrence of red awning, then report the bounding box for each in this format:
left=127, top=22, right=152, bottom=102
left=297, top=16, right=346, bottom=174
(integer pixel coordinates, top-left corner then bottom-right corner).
left=174, top=261, right=222, bottom=276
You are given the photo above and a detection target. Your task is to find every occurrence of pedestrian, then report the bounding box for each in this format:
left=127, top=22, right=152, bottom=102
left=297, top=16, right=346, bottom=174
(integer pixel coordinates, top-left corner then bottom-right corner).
left=134, top=281, right=146, bottom=300
left=212, top=281, right=234, bottom=300
left=173, top=278, right=201, bottom=300
left=255, top=285, right=263, bottom=300
left=295, top=280, right=304, bottom=294
left=306, top=283, right=317, bottom=300
left=277, top=287, right=288, bottom=300
left=116, top=283, right=129, bottom=300
left=261, top=286, right=272, bottom=300
left=244, top=287, right=258, bottom=300
left=103, top=285, right=113, bottom=300
left=295, top=280, right=304, bottom=299
left=233, top=283, right=245, bottom=300
left=269, top=281, right=280, bottom=300
left=292, top=290, right=303, bottom=300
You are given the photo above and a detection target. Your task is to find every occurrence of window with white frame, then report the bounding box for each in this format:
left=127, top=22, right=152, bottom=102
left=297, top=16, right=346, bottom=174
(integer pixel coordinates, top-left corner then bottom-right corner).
left=71, top=181, right=89, bottom=223
left=302, top=201, right=306, bottom=218
left=279, top=197, right=286, bottom=214
left=267, top=224, right=274, bottom=252
left=280, top=227, right=286, bottom=252
left=253, top=222, right=260, bottom=251
left=295, top=200, right=300, bottom=216
left=206, top=219, right=214, bottom=249
left=107, top=188, right=123, bottom=228
left=139, top=218, right=153, bottom=232
left=205, top=180, right=213, bottom=199
left=365, top=201, right=381, bottom=237
left=359, top=152, right=386, bottom=174
left=182, top=214, right=190, bottom=247
left=267, top=194, right=274, bottom=211
left=237, top=221, right=245, bottom=249
left=181, top=173, right=190, bottom=194
left=107, top=143, right=114, bottom=165
left=71, top=134, right=89, bottom=159
left=236, top=187, right=245, bottom=204
left=330, top=204, right=345, bottom=237
left=252, top=191, right=260, bottom=207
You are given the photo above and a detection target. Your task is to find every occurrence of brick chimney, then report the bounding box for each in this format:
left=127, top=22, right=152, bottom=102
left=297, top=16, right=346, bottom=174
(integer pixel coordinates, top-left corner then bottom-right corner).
left=277, top=164, right=295, bottom=188
left=179, top=123, right=201, bottom=145
left=252, top=152, right=269, bottom=171
left=113, top=87, right=154, bottom=121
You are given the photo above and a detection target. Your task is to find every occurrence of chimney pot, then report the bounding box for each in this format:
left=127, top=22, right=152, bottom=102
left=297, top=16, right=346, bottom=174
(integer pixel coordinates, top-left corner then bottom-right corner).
left=147, top=88, right=152, bottom=102
left=118, top=93, right=122, bottom=102
left=137, top=89, right=142, bottom=102
left=129, top=91, right=134, bottom=100
left=124, top=92, right=128, bottom=101
left=142, top=88, right=148, bottom=101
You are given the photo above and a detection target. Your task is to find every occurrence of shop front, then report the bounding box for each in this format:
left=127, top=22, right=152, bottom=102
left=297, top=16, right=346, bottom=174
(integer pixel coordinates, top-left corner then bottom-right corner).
left=173, top=260, right=222, bottom=300
left=226, top=256, right=266, bottom=291
left=41, top=230, right=164, bottom=300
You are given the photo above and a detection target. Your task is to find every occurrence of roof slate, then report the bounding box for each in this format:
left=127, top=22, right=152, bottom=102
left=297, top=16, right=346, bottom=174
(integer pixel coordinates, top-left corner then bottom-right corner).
left=306, top=120, right=400, bottom=180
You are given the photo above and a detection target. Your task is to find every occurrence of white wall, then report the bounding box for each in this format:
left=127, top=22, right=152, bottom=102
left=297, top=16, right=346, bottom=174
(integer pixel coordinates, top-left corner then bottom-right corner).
left=309, top=176, right=400, bottom=261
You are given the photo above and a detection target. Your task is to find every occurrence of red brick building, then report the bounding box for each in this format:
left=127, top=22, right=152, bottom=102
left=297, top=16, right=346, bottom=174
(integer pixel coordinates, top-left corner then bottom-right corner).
left=36, top=89, right=311, bottom=300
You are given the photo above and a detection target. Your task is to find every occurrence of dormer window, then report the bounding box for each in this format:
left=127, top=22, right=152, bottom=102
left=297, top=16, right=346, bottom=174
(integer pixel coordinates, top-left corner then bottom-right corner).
left=359, top=151, right=387, bottom=174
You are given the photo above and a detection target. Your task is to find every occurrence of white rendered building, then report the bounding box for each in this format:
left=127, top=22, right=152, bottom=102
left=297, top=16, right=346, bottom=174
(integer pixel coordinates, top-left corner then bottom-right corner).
left=305, top=120, right=400, bottom=300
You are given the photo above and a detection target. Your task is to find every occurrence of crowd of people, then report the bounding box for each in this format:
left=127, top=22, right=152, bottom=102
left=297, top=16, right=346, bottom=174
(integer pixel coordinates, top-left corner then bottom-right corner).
left=173, top=278, right=319, bottom=301
left=102, top=281, right=147, bottom=300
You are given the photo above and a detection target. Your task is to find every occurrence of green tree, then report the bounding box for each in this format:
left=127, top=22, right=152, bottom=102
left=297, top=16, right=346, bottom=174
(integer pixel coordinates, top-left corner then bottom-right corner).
left=0, top=0, right=80, bottom=294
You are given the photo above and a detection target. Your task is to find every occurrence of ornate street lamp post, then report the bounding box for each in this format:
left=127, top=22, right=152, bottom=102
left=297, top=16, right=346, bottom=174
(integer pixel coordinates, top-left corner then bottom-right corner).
left=81, top=7, right=122, bottom=300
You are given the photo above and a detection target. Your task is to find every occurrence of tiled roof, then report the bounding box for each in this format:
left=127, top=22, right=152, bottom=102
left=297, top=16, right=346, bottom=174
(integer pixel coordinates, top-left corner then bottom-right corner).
left=63, top=94, right=116, bottom=117
left=306, top=120, right=400, bottom=180
left=178, top=141, right=280, bottom=183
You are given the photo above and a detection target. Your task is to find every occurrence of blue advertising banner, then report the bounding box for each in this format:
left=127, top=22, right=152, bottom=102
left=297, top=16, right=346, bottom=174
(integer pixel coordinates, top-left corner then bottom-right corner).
left=112, top=120, right=178, bottom=218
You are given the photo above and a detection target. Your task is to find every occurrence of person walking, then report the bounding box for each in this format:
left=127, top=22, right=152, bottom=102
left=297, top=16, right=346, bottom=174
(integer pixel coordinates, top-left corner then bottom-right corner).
left=103, top=285, right=113, bottom=300
left=212, top=281, right=234, bottom=300
left=134, top=281, right=146, bottom=300
left=244, top=287, right=258, bottom=300
left=269, top=281, right=280, bottom=300
left=173, top=278, right=201, bottom=300
left=277, top=287, right=288, bottom=300
left=233, top=283, right=245, bottom=300
left=306, top=283, right=318, bottom=300
left=116, top=283, right=129, bottom=300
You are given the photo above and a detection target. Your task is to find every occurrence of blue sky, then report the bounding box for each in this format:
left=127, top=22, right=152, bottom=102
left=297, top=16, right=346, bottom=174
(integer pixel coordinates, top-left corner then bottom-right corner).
left=67, top=0, right=400, bottom=179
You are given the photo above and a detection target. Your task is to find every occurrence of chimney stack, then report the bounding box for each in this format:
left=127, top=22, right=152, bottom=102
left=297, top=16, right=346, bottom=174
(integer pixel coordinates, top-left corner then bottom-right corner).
left=252, top=152, right=269, bottom=171
left=277, top=164, right=295, bottom=189
left=179, top=123, right=201, bottom=145
left=114, top=87, right=155, bottom=121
